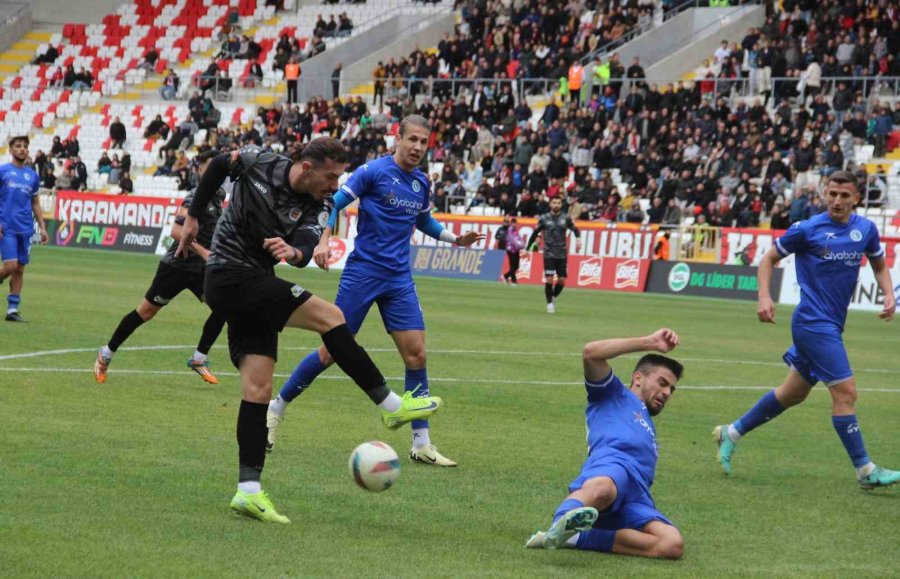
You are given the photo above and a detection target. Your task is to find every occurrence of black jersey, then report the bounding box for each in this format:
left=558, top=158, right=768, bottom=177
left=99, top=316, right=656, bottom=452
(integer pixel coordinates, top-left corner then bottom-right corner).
left=190, top=146, right=332, bottom=273
left=161, top=188, right=224, bottom=273
left=528, top=211, right=580, bottom=259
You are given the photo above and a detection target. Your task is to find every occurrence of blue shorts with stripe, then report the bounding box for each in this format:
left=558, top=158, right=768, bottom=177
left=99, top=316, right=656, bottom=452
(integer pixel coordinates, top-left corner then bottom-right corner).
left=569, top=459, right=674, bottom=532
left=0, top=232, right=32, bottom=265
left=784, top=324, right=852, bottom=386
left=335, top=267, right=425, bottom=334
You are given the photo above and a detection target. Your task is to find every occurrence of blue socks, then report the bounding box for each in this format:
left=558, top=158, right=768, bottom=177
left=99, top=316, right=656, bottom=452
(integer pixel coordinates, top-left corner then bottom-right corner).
left=552, top=497, right=613, bottom=552
left=406, top=367, right=429, bottom=431
left=832, top=414, right=871, bottom=468
left=278, top=350, right=327, bottom=403
left=7, top=293, right=20, bottom=314
left=552, top=498, right=585, bottom=524
left=733, top=390, right=786, bottom=436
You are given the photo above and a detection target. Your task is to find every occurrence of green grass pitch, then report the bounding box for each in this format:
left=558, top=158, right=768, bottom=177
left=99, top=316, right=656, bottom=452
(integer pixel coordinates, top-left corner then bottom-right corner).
left=2, top=247, right=899, bottom=577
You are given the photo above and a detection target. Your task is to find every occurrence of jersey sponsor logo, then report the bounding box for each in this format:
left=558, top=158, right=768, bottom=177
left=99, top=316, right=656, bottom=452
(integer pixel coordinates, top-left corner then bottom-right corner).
left=850, top=229, right=863, bottom=242
left=633, top=410, right=658, bottom=456
left=383, top=192, right=424, bottom=215
left=614, top=259, right=641, bottom=289
left=667, top=262, right=690, bottom=292
left=290, top=284, right=303, bottom=298
left=577, top=257, right=603, bottom=287
left=251, top=180, right=269, bottom=195
left=821, top=250, right=865, bottom=266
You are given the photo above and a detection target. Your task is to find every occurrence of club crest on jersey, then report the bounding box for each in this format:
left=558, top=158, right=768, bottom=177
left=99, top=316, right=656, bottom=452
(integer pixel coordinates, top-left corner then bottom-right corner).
left=289, top=207, right=302, bottom=221
left=850, top=229, right=862, bottom=242
left=412, top=180, right=421, bottom=192
left=290, top=285, right=303, bottom=298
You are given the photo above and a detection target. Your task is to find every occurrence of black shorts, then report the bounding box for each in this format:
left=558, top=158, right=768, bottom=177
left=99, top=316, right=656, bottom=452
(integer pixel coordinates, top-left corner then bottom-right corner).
left=145, top=261, right=205, bottom=306
left=544, top=256, right=568, bottom=278
left=204, top=266, right=313, bottom=368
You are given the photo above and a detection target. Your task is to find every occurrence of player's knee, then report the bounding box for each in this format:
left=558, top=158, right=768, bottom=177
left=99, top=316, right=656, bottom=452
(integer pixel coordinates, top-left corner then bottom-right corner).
left=580, top=477, right=617, bottom=509
left=657, top=536, right=684, bottom=560
left=318, top=345, right=334, bottom=366
left=402, top=347, right=426, bottom=369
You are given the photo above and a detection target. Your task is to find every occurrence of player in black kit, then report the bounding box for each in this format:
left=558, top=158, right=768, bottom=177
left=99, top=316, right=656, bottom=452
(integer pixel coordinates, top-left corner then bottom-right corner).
left=93, top=149, right=227, bottom=384
left=176, top=137, right=442, bottom=523
left=527, top=197, right=581, bottom=313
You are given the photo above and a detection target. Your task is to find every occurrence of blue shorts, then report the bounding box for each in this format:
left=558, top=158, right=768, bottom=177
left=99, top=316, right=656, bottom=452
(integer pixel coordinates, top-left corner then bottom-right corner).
left=335, top=268, right=425, bottom=334
left=784, top=325, right=852, bottom=387
left=0, top=232, right=31, bottom=265
left=569, top=460, right=673, bottom=532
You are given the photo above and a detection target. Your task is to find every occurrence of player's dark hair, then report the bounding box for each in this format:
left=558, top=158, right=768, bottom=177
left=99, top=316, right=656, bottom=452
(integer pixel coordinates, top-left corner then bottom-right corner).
left=291, top=137, right=347, bottom=165
left=634, top=354, right=683, bottom=381
left=399, top=114, right=431, bottom=137
left=9, top=135, right=29, bottom=147
left=828, top=170, right=859, bottom=192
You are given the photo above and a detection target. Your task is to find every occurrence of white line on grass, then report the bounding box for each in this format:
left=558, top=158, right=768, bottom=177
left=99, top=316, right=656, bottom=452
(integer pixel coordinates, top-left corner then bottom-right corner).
left=1, top=366, right=899, bottom=392
left=1, top=345, right=899, bottom=376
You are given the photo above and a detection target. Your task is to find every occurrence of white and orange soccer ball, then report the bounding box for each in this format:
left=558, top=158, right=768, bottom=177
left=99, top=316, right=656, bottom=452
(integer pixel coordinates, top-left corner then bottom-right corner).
left=348, top=441, right=401, bottom=492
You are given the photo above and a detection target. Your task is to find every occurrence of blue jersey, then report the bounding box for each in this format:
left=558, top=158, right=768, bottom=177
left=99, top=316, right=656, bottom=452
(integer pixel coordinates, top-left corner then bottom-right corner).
left=0, top=163, right=40, bottom=234
left=584, top=370, right=658, bottom=491
left=339, top=155, right=431, bottom=279
left=776, top=213, right=883, bottom=331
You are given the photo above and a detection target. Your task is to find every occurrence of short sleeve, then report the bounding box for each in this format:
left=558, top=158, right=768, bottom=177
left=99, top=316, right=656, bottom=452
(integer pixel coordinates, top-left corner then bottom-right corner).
left=340, top=163, right=372, bottom=200
left=585, top=368, right=626, bottom=404
left=417, top=175, right=431, bottom=214
left=30, top=170, right=39, bottom=195
left=775, top=221, right=806, bottom=257
left=865, top=222, right=884, bottom=259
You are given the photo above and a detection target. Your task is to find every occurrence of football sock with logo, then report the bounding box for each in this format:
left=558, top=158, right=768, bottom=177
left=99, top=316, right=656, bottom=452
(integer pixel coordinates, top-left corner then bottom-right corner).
left=406, top=368, right=430, bottom=446
left=196, top=312, right=227, bottom=357
left=552, top=498, right=585, bottom=524
left=553, top=282, right=565, bottom=297
left=7, top=293, right=20, bottom=314
left=321, top=324, right=392, bottom=405
left=731, top=389, right=786, bottom=437
left=275, top=350, right=327, bottom=412
left=108, top=310, right=145, bottom=352
left=237, top=400, right=268, bottom=488
left=544, top=283, right=553, bottom=303
left=831, top=414, right=872, bottom=471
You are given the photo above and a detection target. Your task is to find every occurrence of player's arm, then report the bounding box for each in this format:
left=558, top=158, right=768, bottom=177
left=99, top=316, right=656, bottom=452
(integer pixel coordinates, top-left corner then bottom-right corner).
left=756, top=246, right=783, bottom=323
left=31, top=192, right=48, bottom=244
left=313, top=189, right=354, bottom=270
left=526, top=220, right=544, bottom=251
left=177, top=152, right=233, bottom=257
left=566, top=215, right=582, bottom=251
left=415, top=212, right=485, bottom=246
left=869, top=258, right=895, bottom=321
left=170, top=206, right=210, bottom=260
left=583, top=329, right=680, bottom=384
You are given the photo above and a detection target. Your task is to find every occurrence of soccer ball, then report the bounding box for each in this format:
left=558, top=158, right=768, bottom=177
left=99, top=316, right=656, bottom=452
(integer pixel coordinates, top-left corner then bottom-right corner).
left=348, top=441, right=401, bottom=492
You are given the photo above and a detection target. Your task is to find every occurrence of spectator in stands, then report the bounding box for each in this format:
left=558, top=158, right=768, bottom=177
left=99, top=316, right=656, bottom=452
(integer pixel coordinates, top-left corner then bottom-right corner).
left=119, top=172, right=133, bottom=195
left=198, top=61, right=219, bottom=96
left=63, top=65, right=77, bottom=89
left=203, top=103, right=222, bottom=130
left=215, top=70, right=233, bottom=100
left=33, top=43, right=59, bottom=65
left=65, top=137, right=80, bottom=159
left=372, top=61, right=386, bottom=107
left=109, top=117, right=127, bottom=149
left=245, top=59, right=263, bottom=88
left=98, top=152, right=112, bottom=176
left=139, top=48, right=159, bottom=73
left=74, top=68, right=93, bottom=90
left=107, top=154, right=123, bottom=185
left=273, top=47, right=289, bottom=73
left=338, top=13, right=354, bottom=37
left=159, top=69, right=180, bottom=100
left=144, top=115, right=169, bottom=140
left=55, top=168, right=74, bottom=191
left=285, top=57, right=300, bottom=105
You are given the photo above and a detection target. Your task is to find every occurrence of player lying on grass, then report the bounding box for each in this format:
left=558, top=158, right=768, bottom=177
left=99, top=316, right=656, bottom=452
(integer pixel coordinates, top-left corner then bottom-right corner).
left=714, top=171, right=899, bottom=489
left=527, top=329, right=685, bottom=560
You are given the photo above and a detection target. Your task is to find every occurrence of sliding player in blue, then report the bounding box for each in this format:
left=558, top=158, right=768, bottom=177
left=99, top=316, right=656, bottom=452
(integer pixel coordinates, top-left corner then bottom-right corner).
left=267, top=115, right=483, bottom=466
left=714, top=171, right=899, bottom=489
left=526, top=328, right=685, bottom=560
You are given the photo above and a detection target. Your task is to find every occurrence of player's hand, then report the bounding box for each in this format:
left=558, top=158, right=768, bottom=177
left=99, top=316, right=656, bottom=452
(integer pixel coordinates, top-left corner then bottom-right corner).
left=757, top=296, right=776, bottom=324
left=648, top=328, right=679, bottom=353
left=39, top=228, right=48, bottom=245
left=175, top=215, right=199, bottom=258
left=313, top=240, right=331, bottom=270
left=263, top=237, right=297, bottom=263
left=879, top=293, right=896, bottom=321
left=455, top=231, right=486, bottom=247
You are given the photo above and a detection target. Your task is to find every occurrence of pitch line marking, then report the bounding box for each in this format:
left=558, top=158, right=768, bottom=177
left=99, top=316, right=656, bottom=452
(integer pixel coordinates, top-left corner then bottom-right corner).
left=1, top=366, right=899, bottom=393
left=1, top=345, right=898, bottom=376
